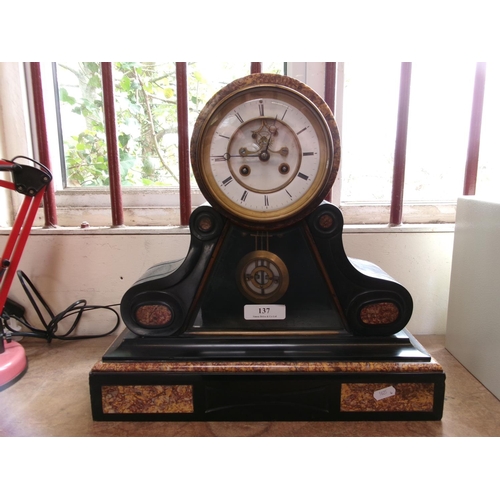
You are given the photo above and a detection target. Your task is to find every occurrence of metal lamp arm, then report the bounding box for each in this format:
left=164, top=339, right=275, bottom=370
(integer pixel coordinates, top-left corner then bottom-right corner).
left=0, top=157, right=52, bottom=320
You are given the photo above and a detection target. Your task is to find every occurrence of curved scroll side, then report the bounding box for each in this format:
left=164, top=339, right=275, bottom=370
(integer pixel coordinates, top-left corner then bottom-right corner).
left=307, top=202, right=413, bottom=336
left=120, top=205, right=225, bottom=337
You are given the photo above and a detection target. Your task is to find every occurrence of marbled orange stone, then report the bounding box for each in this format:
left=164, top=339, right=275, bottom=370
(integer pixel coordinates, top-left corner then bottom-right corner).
left=340, top=382, right=434, bottom=412
left=101, top=385, right=194, bottom=414
left=360, top=302, right=399, bottom=325
left=135, top=304, right=172, bottom=327
left=92, top=359, right=443, bottom=374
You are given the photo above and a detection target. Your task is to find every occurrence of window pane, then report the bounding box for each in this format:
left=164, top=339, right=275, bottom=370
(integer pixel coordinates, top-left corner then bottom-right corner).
left=115, top=62, right=178, bottom=187
left=56, top=62, right=284, bottom=188
left=57, top=62, right=106, bottom=187
left=340, top=62, right=401, bottom=203
left=340, top=62, right=477, bottom=205
left=476, top=62, right=500, bottom=199
left=404, top=62, right=475, bottom=202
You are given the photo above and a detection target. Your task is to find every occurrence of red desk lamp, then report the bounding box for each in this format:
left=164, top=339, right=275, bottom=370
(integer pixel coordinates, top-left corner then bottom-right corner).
left=0, top=156, right=52, bottom=390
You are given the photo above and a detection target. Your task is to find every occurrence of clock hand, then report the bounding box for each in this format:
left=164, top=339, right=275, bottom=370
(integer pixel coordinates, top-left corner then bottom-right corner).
left=257, top=118, right=276, bottom=162
left=256, top=117, right=280, bottom=161
left=211, top=152, right=260, bottom=161
left=271, top=114, right=278, bottom=132
left=259, top=136, right=272, bottom=162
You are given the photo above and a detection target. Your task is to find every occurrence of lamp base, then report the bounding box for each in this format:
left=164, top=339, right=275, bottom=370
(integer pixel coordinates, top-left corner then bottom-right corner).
left=0, top=339, right=28, bottom=391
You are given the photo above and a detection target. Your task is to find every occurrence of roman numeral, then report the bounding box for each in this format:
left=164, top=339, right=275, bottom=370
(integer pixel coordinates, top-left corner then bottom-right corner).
left=217, top=133, right=231, bottom=140
left=235, top=112, right=244, bottom=123
left=264, top=195, right=269, bottom=207
left=222, top=176, right=233, bottom=186
left=241, top=190, right=248, bottom=202
left=298, top=172, right=309, bottom=181
left=286, top=190, right=293, bottom=198
left=259, top=101, right=264, bottom=116
left=281, top=108, right=288, bottom=121
left=303, top=152, right=314, bottom=156
left=297, top=126, right=308, bottom=135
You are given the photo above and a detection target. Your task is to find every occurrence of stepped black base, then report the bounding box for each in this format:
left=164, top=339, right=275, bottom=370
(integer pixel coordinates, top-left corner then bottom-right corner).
left=101, top=328, right=431, bottom=363
left=89, top=329, right=445, bottom=422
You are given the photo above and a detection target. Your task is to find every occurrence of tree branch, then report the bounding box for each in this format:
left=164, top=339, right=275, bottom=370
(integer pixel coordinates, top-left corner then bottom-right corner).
left=134, top=68, right=180, bottom=184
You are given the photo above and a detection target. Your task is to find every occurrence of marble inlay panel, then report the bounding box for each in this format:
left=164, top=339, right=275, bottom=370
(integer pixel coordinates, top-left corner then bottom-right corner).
left=92, top=360, right=443, bottom=374
left=102, top=385, right=194, bottom=414
left=340, top=383, right=434, bottom=412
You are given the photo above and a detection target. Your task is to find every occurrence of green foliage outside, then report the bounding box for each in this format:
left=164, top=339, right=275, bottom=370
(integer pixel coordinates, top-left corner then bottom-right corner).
left=57, top=62, right=282, bottom=188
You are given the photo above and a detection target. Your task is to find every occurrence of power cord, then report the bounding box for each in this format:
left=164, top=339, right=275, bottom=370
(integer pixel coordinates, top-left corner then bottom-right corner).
left=1, top=270, right=120, bottom=342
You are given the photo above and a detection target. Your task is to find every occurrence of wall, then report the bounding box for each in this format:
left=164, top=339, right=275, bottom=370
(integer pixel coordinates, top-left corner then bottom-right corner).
left=0, top=62, right=30, bottom=226
left=1, top=227, right=454, bottom=337
left=343, top=229, right=454, bottom=335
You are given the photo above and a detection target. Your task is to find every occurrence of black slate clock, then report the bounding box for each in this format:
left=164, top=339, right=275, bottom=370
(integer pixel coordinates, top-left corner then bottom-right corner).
left=119, top=73, right=413, bottom=351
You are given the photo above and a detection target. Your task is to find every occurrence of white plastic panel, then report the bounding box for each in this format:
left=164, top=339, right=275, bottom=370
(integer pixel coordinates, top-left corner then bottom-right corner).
left=446, top=195, right=500, bottom=399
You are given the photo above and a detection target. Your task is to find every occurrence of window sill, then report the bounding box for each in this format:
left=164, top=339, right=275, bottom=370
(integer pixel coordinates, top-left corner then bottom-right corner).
left=0, top=222, right=455, bottom=236
left=339, top=202, right=457, bottom=225
left=0, top=202, right=457, bottom=235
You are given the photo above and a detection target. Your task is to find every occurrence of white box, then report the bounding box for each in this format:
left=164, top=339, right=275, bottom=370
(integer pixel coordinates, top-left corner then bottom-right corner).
left=446, top=196, right=500, bottom=399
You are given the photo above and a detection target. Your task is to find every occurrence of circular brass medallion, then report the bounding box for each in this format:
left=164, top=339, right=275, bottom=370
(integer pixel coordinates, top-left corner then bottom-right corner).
left=237, top=250, right=289, bottom=303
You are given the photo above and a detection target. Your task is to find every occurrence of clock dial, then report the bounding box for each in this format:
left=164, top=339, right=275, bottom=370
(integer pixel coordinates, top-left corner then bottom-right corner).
left=191, top=74, right=340, bottom=228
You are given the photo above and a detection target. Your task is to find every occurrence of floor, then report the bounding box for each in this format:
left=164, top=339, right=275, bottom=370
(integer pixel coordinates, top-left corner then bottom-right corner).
left=1, top=333, right=500, bottom=437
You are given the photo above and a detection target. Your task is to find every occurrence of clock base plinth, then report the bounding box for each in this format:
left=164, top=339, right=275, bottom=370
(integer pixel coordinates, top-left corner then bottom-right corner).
left=89, top=330, right=445, bottom=421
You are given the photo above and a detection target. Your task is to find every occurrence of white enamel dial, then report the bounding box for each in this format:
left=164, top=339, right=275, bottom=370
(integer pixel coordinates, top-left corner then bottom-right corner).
left=191, top=74, right=340, bottom=228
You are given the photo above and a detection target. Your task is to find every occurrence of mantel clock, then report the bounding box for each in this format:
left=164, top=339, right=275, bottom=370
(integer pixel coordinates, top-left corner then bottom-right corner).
left=90, top=73, right=446, bottom=423
left=118, top=73, right=413, bottom=346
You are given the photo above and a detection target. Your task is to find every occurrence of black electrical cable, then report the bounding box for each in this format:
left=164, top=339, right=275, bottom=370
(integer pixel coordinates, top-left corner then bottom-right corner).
left=0, top=270, right=120, bottom=342
left=10, top=155, right=52, bottom=176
